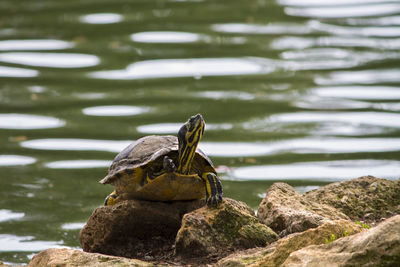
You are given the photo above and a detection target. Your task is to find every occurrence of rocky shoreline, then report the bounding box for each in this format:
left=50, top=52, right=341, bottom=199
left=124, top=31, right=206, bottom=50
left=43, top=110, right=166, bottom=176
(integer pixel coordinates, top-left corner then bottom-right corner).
left=25, top=176, right=400, bottom=266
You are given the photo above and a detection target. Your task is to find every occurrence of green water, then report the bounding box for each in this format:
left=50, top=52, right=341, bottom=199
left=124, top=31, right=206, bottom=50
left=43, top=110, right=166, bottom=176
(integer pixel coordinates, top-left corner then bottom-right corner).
left=1, top=0, right=400, bottom=264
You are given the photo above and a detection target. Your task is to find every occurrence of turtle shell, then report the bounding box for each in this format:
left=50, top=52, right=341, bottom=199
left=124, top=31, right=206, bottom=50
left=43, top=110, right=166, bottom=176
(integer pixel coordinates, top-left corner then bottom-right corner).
left=99, top=135, right=215, bottom=191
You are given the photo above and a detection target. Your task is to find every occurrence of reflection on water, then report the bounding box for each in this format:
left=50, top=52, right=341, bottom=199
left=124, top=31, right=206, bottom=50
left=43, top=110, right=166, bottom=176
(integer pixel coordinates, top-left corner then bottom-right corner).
left=316, top=69, right=400, bottom=85
left=90, top=57, right=274, bottom=80
left=0, top=53, right=100, bottom=68
left=284, top=3, right=400, bottom=18
left=80, top=13, right=123, bottom=24
left=0, top=234, right=65, bottom=252
left=131, top=31, right=202, bottom=43
left=82, top=105, right=150, bottom=116
left=0, top=155, right=36, bottom=166
left=45, top=160, right=111, bottom=169
left=232, top=160, right=400, bottom=180
left=310, top=21, right=400, bottom=37
left=197, top=91, right=255, bottom=100
left=21, top=139, right=128, bottom=153
left=0, top=65, right=38, bottom=77
left=0, top=39, right=73, bottom=51
left=0, top=114, right=65, bottom=129
left=21, top=137, right=400, bottom=157
left=269, top=112, right=400, bottom=128
left=212, top=23, right=312, bottom=34
left=311, top=86, right=400, bottom=100
left=0, top=210, right=24, bottom=223
left=271, top=36, right=400, bottom=50
left=61, top=223, right=85, bottom=231
left=137, top=122, right=232, bottom=134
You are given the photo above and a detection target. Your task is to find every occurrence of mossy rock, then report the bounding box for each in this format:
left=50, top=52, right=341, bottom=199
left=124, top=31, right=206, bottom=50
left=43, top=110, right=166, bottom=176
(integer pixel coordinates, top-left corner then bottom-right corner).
left=305, top=176, right=400, bottom=224
left=175, top=198, right=278, bottom=258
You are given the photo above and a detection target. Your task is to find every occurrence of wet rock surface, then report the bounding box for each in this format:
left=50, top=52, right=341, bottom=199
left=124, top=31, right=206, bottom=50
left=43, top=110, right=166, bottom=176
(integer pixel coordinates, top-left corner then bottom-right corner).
left=175, top=198, right=278, bottom=259
left=304, top=175, right=400, bottom=225
left=282, top=215, right=400, bottom=267
left=257, top=182, right=349, bottom=236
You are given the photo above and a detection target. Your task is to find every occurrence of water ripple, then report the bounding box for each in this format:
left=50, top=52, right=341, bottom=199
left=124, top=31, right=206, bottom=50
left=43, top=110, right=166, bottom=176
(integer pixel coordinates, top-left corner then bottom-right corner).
left=0, top=210, right=24, bottom=222
left=21, top=139, right=129, bottom=153
left=80, top=13, right=123, bottom=24
left=311, top=86, right=400, bottom=100
left=0, top=155, right=36, bottom=166
left=271, top=36, right=400, bottom=50
left=0, top=114, right=65, bottom=129
left=0, top=65, right=38, bottom=77
left=0, top=234, right=65, bottom=252
left=137, top=123, right=232, bottom=134
left=315, top=69, right=400, bottom=85
left=21, top=137, right=400, bottom=157
left=293, top=96, right=371, bottom=110
left=90, top=57, right=274, bottom=80
left=197, top=91, right=255, bottom=100
left=278, top=0, right=390, bottom=6
left=232, top=160, right=400, bottom=181
left=309, top=21, right=400, bottom=37
left=269, top=111, right=400, bottom=129
left=45, top=160, right=111, bottom=169
left=61, top=222, right=86, bottom=230
left=211, top=23, right=311, bottom=35
left=0, top=52, right=100, bottom=68
left=0, top=39, right=73, bottom=51
left=131, top=31, right=202, bottom=43
left=285, top=3, right=400, bottom=18
left=82, top=105, right=150, bottom=116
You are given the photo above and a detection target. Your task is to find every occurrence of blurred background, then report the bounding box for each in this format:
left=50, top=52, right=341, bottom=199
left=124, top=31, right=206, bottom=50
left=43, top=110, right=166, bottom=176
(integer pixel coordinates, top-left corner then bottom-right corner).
left=1, top=0, right=400, bottom=264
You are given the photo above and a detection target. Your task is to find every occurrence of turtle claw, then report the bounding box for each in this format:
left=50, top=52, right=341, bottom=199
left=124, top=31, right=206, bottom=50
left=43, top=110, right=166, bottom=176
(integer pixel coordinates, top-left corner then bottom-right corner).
left=206, top=193, right=223, bottom=206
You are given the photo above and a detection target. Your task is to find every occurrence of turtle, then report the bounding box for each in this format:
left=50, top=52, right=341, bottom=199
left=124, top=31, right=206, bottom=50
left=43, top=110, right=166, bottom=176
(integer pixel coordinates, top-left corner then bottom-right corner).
left=100, top=114, right=223, bottom=206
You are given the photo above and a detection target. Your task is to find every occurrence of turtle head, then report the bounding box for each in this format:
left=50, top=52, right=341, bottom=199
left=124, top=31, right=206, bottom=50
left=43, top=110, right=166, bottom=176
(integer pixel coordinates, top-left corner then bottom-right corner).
left=177, top=114, right=205, bottom=174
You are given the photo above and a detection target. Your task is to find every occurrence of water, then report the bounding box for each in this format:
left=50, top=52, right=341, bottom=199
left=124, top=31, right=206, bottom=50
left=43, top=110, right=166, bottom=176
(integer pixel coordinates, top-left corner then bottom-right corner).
left=1, top=0, right=400, bottom=264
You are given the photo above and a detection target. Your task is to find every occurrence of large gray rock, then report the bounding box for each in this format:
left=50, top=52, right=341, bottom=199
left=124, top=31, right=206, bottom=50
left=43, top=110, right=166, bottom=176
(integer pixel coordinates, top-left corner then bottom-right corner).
left=217, top=219, right=364, bottom=267
left=80, top=199, right=204, bottom=261
left=257, top=182, right=349, bottom=236
left=282, top=215, right=400, bottom=267
left=305, top=176, right=400, bottom=224
left=175, top=198, right=279, bottom=259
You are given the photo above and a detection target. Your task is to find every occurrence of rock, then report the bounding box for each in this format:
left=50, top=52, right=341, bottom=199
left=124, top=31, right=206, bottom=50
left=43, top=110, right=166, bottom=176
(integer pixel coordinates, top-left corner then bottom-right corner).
left=28, top=248, right=167, bottom=267
left=80, top=199, right=204, bottom=260
left=257, top=182, right=349, bottom=236
left=175, top=198, right=278, bottom=259
left=217, top=219, right=363, bottom=267
left=305, top=176, right=400, bottom=224
left=282, top=215, right=400, bottom=267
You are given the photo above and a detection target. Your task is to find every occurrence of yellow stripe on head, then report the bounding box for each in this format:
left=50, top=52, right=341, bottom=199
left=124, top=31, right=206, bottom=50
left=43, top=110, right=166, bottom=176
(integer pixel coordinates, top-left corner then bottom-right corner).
left=177, top=114, right=205, bottom=175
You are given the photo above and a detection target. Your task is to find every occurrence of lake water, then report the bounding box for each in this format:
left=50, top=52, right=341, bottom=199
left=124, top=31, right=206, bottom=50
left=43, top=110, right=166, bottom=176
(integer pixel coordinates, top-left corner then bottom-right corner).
left=1, top=0, right=400, bottom=264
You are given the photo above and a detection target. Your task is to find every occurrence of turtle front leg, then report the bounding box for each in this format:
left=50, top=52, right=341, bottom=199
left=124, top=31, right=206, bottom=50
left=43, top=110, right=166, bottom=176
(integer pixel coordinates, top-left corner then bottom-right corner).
left=201, top=172, right=223, bottom=205
left=163, top=156, right=177, bottom=173
left=104, top=190, right=119, bottom=206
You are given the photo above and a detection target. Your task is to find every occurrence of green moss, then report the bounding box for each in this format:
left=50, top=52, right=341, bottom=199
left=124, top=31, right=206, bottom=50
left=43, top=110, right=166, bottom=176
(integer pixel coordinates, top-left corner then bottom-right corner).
left=213, top=205, right=278, bottom=248
left=355, top=221, right=370, bottom=229
left=325, top=233, right=337, bottom=244
left=99, top=256, right=111, bottom=262
left=213, top=207, right=254, bottom=243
